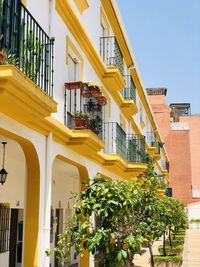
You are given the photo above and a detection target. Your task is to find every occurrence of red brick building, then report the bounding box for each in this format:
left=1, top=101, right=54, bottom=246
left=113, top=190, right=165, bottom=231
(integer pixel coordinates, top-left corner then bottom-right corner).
left=146, top=88, right=200, bottom=213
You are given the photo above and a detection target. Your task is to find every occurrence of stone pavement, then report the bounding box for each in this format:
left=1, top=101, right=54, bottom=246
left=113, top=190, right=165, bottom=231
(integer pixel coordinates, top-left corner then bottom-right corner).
left=182, top=229, right=200, bottom=267
left=132, top=238, right=163, bottom=267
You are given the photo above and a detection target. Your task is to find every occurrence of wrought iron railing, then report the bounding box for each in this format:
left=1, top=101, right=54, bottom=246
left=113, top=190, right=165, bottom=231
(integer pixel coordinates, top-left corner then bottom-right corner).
left=146, top=132, right=155, bottom=147
left=121, top=75, right=136, bottom=102
left=127, top=134, right=146, bottom=163
left=0, top=0, right=54, bottom=96
left=103, top=122, right=126, bottom=159
left=102, top=122, right=146, bottom=163
left=146, top=132, right=160, bottom=154
left=100, top=36, right=123, bottom=75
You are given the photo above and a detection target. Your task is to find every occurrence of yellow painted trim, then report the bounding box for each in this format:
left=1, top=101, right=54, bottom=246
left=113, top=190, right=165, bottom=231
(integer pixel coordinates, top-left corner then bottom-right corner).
left=0, top=65, right=57, bottom=123
left=100, top=6, right=110, bottom=36
left=73, top=0, right=89, bottom=14
left=140, top=119, right=145, bottom=129
left=66, top=36, right=84, bottom=80
left=22, top=0, right=27, bottom=6
left=155, top=161, right=169, bottom=177
left=146, top=143, right=157, bottom=155
left=101, top=0, right=133, bottom=67
left=157, top=189, right=165, bottom=198
left=28, top=115, right=147, bottom=179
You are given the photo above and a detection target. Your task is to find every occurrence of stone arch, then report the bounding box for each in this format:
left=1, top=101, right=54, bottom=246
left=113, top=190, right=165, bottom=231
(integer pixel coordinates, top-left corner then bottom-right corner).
left=0, top=128, right=40, bottom=267
left=51, top=154, right=90, bottom=267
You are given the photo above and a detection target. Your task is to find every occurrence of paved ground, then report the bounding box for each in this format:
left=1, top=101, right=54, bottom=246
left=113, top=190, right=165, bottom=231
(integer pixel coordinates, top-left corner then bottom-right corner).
left=182, top=229, right=200, bottom=267
left=132, top=238, right=163, bottom=267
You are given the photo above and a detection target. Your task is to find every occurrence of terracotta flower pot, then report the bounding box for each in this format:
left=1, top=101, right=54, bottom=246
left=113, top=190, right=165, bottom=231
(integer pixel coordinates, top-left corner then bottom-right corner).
left=81, top=90, right=91, bottom=97
left=74, top=118, right=86, bottom=128
left=90, top=87, right=101, bottom=97
left=98, top=95, right=107, bottom=106
left=0, top=51, right=5, bottom=61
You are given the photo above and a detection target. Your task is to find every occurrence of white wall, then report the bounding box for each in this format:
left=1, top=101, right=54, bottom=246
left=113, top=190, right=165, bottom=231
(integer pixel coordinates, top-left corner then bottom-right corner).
left=188, top=202, right=200, bottom=220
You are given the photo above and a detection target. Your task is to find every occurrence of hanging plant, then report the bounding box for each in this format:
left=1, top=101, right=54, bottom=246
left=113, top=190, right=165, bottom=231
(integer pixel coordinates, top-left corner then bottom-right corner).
left=90, top=86, right=101, bottom=97
left=98, top=95, right=107, bottom=106
left=81, top=88, right=91, bottom=97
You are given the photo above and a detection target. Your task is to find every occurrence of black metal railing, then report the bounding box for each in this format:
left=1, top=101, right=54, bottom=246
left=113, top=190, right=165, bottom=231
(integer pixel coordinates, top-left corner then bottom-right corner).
left=146, top=132, right=160, bottom=154
left=102, top=122, right=126, bottom=159
left=0, top=0, right=54, bottom=96
left=102, top=122, right=146, bottom=163
left=65, top=82, right=104, bottom=138
left=121, top=75, right=136, bottom=102
left=127, top=134, right=146, bottom=163
left=100, top=36, right=123, bottom=75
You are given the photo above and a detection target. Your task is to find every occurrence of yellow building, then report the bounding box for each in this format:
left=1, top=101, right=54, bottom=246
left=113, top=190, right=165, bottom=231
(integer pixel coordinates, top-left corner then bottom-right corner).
left=0, top=0, right=168, bottom=266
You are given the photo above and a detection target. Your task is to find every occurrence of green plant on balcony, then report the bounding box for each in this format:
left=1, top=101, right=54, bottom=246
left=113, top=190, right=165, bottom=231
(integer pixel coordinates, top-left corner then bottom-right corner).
left=20, top=21, right=43, bottom=82
left=89, top=115, right=102, bottom=135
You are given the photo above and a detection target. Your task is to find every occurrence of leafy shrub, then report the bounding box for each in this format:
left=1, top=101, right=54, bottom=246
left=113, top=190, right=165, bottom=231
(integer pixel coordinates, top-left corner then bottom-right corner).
left=173, top=235, right=185, bottom=240
left=165, top=239, right=184, bottom=246
left=158, top=245, right=183, bottom=256
left=190, top=218, right=200, bottom=223
left=154, top=255, right=182, bottom=266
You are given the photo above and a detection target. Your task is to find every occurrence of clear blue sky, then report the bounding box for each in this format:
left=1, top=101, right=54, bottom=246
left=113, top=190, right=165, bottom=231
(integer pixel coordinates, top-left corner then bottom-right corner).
left=118, top=0, right=200, bottom=114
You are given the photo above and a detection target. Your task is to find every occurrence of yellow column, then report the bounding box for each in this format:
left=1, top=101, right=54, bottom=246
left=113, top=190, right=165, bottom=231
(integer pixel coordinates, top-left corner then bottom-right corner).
left=22, top=141, right=40, bottom=267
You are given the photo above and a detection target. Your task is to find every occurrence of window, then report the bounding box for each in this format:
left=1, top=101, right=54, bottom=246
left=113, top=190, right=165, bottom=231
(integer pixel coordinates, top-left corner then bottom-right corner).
left=0, top=203, right=10, bottom=253
left=66, top=36, right=83, bottom=81
left=100, top=7, right=110, bottom=38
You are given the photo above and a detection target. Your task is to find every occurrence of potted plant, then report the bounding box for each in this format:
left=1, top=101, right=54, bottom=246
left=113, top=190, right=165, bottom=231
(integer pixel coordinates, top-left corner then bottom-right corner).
left=98, top=95, right=107, bottom=106
left=89, top=86, right=101, bottom=97
left=81, top=88, right=91, bottom=97
left=89, top=115, right=102, bottom=135
left=74, top=111, right=89, bottom=129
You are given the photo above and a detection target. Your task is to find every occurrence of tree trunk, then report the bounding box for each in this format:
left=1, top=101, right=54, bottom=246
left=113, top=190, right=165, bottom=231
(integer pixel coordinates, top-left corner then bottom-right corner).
left=163, top=231, right=166, bottom=256
left=148, top=242, right=155, bottom=267
left=169, top=229, right=172, bottom=248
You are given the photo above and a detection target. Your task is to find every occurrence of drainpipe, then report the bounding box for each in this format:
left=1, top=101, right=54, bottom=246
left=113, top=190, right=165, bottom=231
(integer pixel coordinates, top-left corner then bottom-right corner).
left=43, top=132, right=53, bottom=267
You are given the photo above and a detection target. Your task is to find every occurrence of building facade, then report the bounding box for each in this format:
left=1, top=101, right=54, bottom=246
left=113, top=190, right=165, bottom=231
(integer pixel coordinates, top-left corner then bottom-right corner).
left=0, top=1, right=168, bottom=266
left=147, top=88, right=200, bottom=220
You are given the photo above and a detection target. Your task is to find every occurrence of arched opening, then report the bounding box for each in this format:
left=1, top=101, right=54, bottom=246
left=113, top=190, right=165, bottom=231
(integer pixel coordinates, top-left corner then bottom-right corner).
left=50, top=155, right=89, bottom=267
left=0, top=129, right=40, bottom=267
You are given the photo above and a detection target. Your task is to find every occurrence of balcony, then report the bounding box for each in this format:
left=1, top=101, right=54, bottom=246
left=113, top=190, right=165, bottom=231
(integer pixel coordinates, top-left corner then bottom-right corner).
left=102, top=122, right=146, bottom=163
left=100, top=36, right=123, bottom=75
left=0, top=1, right=54, bottom=96
left=121, top=75, right=136, bottom=102
left=157, top=175, right=166, bottom=188
left=146, top=132, right=161, bottom=159
left=65, top=82, right=107, bottom=138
